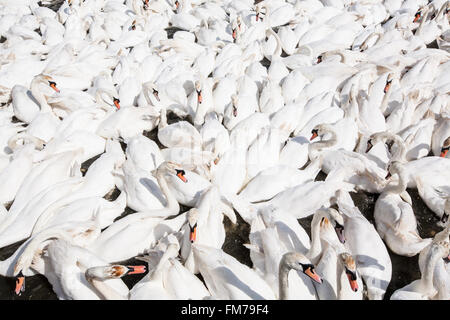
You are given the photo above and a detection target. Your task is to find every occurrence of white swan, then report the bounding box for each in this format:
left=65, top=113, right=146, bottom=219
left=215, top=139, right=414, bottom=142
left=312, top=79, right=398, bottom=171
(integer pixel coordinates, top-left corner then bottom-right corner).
left=85, top=161, right=185, bottom=262
left=334, top=190, right=392, bottom=300
left=129, top=235, right=211, bottom=299
left=192, top=243, right=276, bottom=300
left=374, top=161, right=432, bottom=257
left=391, top=241, right=450, bottom=300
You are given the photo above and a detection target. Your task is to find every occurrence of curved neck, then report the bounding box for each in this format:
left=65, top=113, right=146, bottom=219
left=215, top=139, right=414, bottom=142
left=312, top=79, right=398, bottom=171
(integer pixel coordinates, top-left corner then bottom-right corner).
left=267, top=28, right=282, bottom=58
left=155, top=170, right=180, bottom=215
left=419, top=248, right=441, bottom=294
left=308, top=211, right=327, bottom=264
left=308, top=129, right=338, bottom=160
left=278, top=261, right=290, bottom=300
left=158, top=108, right=168, bottom=130
left=416, top=9, right=430, bottom=35
left=436, top=2, right=448, bottom=21
left=385, top=168, right=407, bottom=195
left=345, top=85, right=359, bottom=120
left=31, top=79, right=52, bottom=112
left=377, top=132, right=406, bottom=161
left=380, top=81, right=393, bottom=114
left=390, top=135, right=407, bottom=161
left=324, top=51, right=346, bottom=64
left=95, top=89, right=113, bottom=107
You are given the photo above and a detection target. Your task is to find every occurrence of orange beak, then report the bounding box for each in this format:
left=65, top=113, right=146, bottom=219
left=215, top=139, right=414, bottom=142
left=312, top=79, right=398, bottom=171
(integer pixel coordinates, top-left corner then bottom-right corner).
left=127, top=265, right=146, bottom=275
left=304, top=267, right=322, bottom=284
left=413, top=12, right=421, bottom=23
left=440, top=148, right=448, bottom=158
left=256, top=13, right=259, bottom=21
left=113, top=98, right=121, bottom=110
left=347, top=273, right=358, bottom=292
left=310, top=132, right=318, bottom=141
left=197, top=91, right=202, bottom=104
left=177, top=172, right=187, bottom=183
left=384, top=82, right=391, bottom=93
left=175, top=0, right=179, bottom=9
left=15, top=276, right=25, bottom=296
left=50, top=83, right=60, bottom=93
left=189, top=226, right=197, bottom=243
left=232, top=29, right=237, bottom=40
left=214, top=157, right=220, bottom=165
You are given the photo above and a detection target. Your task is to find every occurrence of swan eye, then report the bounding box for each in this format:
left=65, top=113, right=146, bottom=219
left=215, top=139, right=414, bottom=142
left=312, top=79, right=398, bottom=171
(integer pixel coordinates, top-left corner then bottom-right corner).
left=345, top=267, right=357, bottom=281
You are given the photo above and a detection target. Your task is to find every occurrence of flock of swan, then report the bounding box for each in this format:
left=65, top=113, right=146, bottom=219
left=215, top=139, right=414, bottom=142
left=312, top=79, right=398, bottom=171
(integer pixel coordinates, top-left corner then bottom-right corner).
left=0, top=0, right=449, bottom=300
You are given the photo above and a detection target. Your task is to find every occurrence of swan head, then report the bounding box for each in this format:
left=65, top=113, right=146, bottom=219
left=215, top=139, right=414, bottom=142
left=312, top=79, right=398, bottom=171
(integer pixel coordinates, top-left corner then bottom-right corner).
left=230, top=94, right=238, bottom=117
left=429, top=241, right=450, bottom=262
left=280, top=252, right=322, bottom=284
left=144, top=81, right=161, bottom=103
left=340, top=253, right=359, bottom=292
left=33, top=74, right=60, bottom=93
left=255, top=3, right=265, bottom=22
left=85, top=265, right=147, bottom=281
left=95, top=88, right=120, bottom=110
left=309, top=123, right=335, bottom=142
left=187, top=208, right=199, bottom=243
left=383, top=73, right=395, bottom=93
left=194, top=80, right=202, bottom=103
left=316, top=207, right=346, bottom=244
left=413, top=5, right=430, bottom=23
left=156, top=161, right=188, bottom=183
left=385, top=160, right=405, bottom=180
left=366, top=131, right=399, bottom=153
left=440, top=136, right=450, bottom=158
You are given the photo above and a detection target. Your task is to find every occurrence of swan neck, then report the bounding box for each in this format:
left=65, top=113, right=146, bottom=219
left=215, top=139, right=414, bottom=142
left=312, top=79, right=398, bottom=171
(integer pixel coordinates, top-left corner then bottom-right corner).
left=308, top=212, right=324, bottom=264
left=386, top=169, right=407, bottom=194
left=278, top=262, right=290, bottom=300
left=309, top=129, right=337, bottom=159
left=420, top=248, right=441, bottom=293
left=390, top=136, right=407, bottom=161
left=156, top=170, right=180, bottom=214
left=158, top=108, right=168, bottom=130
left=380, top=84, right=393, bottom=114
left=96, top=89, right=113, bottom=107
left=416, top=9, right=430, bottom=34
left=31, top=78, right=51, bottom=112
